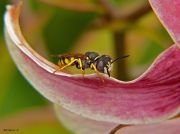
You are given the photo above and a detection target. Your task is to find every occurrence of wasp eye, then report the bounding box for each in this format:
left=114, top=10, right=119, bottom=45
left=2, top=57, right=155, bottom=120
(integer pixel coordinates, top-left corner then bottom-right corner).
left=96, top=60, right=105, bottom=73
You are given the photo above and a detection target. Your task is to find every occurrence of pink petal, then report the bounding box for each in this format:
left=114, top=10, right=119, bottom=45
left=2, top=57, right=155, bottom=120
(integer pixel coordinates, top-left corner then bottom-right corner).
left=55, top=105, right=180, bottom=134
left=4, top=3, right=180, bottom=124
left=116, top=117, right=180, bottom=134
left=55, top=105, right=118, bottom=134
left=149, top=0, right=180, bottom=45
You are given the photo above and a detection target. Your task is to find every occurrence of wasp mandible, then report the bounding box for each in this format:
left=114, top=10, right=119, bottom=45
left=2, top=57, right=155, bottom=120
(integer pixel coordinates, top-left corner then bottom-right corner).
left=53, top=52, right=129, bottom=77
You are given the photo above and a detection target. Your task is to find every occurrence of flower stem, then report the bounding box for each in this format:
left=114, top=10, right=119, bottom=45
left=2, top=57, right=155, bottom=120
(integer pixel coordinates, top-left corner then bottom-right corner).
left=113, top=31, right=129, bottom=80
left=97, top=0, right=152, bottom=80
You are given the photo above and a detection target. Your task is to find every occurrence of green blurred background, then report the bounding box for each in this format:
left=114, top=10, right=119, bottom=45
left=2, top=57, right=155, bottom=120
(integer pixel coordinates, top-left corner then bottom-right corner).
left=0, top=0, right=173, bottom=133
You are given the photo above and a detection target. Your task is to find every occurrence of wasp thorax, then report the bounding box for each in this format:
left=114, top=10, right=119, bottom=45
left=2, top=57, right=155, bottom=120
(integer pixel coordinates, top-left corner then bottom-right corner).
left=83, top=52, right=100, bottom=69
left=85, top=52, right=99, bottom=61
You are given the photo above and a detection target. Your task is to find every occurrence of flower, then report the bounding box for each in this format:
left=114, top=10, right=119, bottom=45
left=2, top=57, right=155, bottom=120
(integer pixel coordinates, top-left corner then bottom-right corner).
left=4, top=0, right=180, bottom=130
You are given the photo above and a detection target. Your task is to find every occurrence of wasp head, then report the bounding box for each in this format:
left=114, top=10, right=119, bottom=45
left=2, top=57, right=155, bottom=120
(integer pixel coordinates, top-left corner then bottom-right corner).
left=95, top=55, right=112, bottom=77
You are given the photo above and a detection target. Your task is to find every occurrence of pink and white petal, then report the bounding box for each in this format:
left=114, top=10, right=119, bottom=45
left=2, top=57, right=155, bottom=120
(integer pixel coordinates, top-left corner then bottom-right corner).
left=116, top=118, right=180, bottom=134
left=54, top=105, right=118, bottom=134
left=55, top=105, right=180, bottom=134
left=4, top=3, right=180, bottom=124
left=149, top=0, right=180, bottom=46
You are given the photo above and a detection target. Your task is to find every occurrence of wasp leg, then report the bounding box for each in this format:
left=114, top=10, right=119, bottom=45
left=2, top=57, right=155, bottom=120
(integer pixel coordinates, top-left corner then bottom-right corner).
left=53, top=68, right=59, bottom=74
left=91, top=64, right=104, bottom=82
left=53, top=59, right=79, bottom=74
left=106, top=67, right=111, bottom=77
left=77, top=59, right=85, bottom=78
left=81, top=69, right=85, bottom=78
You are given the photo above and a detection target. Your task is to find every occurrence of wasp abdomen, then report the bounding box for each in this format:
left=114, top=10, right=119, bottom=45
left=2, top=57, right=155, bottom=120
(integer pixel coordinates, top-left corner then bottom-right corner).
left=58, top=56, right=75, bottom=67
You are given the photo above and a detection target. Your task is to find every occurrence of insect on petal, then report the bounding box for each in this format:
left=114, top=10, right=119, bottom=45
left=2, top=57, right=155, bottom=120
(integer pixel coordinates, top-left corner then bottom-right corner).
left=4, top=2, right=180, bottom=124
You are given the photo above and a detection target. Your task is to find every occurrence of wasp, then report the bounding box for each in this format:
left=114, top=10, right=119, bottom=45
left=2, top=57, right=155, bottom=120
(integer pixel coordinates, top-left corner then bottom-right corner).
left=53, top=52, right=129, bottom=77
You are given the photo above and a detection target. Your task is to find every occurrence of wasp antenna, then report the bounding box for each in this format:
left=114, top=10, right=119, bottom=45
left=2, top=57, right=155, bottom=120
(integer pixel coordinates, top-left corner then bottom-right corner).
left=111, top=55, right=129, bottom=64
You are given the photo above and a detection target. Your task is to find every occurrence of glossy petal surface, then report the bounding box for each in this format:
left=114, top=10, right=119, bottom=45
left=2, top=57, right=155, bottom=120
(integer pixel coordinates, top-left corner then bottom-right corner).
left=4, top=2, right=180, bottom=124
left=149, top=0, right=180, bottom=45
